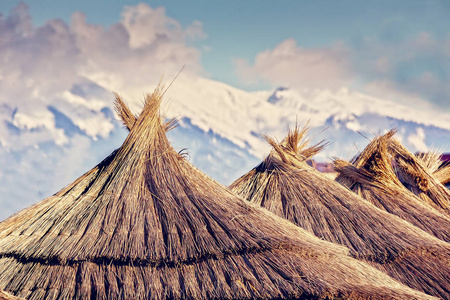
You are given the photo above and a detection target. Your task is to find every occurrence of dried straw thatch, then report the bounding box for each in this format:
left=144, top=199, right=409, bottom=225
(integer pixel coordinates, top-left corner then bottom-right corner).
left=387, top=139, right=450, bottom=215
left=230, top=125, right=450, bottom=299
left=0, top=89, right=434, bottom=300
left=415, top=150, right=445, bottom=174
left=433, top=165, right=450, bottom=186
left=334, top=130, right=450, bottom=242
left=0, top=290, right=23, bottom=300
left=416, top=151, right=450, bottom=186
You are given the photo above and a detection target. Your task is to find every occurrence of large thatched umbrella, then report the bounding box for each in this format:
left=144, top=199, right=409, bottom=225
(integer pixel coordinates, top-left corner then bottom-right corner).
left=0, top=89, right=433, bottom=300
left=334, top=130, right=450, bottom=242
left=387, top=138, right=450, bottom=215
left=229, top=126, right=450, bottom=298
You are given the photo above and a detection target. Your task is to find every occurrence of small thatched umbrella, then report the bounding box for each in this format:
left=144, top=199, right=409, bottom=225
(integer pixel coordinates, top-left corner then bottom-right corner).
left=334, top=130, right=450, bottom=242
left=387, top=138, right=450, bottom=215
left=230, top=125, right=450, bottom=298
left=0, top=89, right=433, bottom=300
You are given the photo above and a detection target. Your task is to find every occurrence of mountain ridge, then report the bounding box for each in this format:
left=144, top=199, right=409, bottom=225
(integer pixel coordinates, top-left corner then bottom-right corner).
left=1, top=75, right=449, bottom=219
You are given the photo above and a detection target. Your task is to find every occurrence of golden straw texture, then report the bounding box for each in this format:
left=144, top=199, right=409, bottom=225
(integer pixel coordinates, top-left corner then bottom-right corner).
left=231, top=125, right=450, bottom=299
left=334, top=130, right=450, bottom=240
left=388, top=138, right=450, bottom=215
left=0, top=290, right=23, bottom=300
left=434, top=164, right=450, bottom=185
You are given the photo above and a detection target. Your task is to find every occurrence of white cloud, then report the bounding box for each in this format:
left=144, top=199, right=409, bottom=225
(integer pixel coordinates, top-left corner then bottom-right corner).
left=364, top=79, right=437, bottom=112
left=407, top=127, right=428, bottom=152
left=120, top=4, right=205, bottom=49
left=0, top=3, right=205, bottom=149
left=235, top=38, right=352, bottom=89
left=71, top=4, right=204, bottom=90
left=235, top=31, right=450, bottom=112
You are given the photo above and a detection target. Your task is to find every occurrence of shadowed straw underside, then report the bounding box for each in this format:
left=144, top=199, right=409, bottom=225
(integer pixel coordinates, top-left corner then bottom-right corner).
left=230, top=125, right=450, bottom=298
left=0, top=90, right=435, bottom=299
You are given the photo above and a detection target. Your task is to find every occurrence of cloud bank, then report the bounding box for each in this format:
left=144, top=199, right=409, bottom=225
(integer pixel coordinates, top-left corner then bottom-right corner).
left=236, top=39, right=352, bottom=89
left=236, top=33, right=450, bottom=110
left=0, top=2, right=204, bottom=148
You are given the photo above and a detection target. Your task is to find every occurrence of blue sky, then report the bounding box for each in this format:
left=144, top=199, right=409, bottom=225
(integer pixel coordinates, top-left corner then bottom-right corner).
left=0, top=0, right=449, bottom=108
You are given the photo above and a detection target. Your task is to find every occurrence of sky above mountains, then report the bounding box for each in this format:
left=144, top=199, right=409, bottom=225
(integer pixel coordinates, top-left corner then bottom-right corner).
left=0, top=0, right=449, bottom=110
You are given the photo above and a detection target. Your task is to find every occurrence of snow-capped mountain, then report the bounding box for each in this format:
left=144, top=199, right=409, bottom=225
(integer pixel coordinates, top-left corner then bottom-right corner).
left=1, top=75, right=450, bottom=220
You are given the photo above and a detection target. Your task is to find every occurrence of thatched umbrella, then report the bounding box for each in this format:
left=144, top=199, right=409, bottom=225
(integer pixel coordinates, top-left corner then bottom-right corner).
left=334, top=130, right=450, bottom=242
left=0, top=89, right=433, bottom=300
left=387, top=138, right=450, bottom=215
left=229, top=125, right=450, bottom=298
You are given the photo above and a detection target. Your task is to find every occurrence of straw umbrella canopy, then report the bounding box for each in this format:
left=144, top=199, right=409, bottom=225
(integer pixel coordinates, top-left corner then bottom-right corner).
left=229, top=125, right=450, bottom=299
left=387, top=138, right=450, bottom=216
left=0, top=89, right=433, bottom=300
left=334, top=130, right=450, bottom=242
